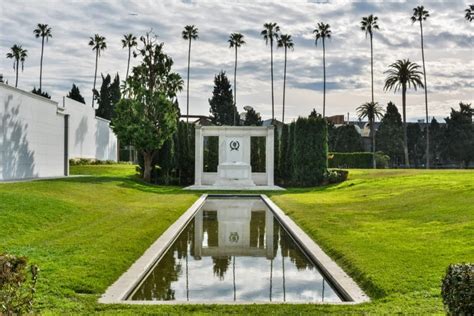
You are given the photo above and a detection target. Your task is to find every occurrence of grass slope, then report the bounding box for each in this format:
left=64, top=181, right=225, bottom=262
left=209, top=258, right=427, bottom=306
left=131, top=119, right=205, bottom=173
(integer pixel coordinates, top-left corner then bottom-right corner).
left=0, top=166, right=472, bottom=315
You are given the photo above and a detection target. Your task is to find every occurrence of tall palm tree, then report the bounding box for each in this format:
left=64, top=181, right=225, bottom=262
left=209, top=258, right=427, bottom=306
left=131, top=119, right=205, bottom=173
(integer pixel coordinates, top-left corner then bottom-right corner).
left=33, top=24, right=52, bottom=91
left=384, top=59, right=424, bottom=167
left=182, top=25, right=199, bottom=123
left=277, top=34, right=294, bottom=124
left=313, top=22, right=331, bottom=118
left=6, top=44, right=28, bottom=88
left=360, top=15, right=379, bottom=104
left=121, top=33, right=137, bottom=84
left=261, top=22, right=280, bottom=122
left=88, top=34, right=107, bottom=108
left=466, top=5, right=474, bottom=22
left=412, top=6, right=431, bottom=169
left=357, top=101, right=384, bottom=168
left=228, top=33, right=245, bottom=126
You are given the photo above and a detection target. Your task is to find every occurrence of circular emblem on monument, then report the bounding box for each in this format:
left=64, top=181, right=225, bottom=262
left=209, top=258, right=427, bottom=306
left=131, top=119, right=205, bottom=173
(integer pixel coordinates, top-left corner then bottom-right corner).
left=229, top=140, right=240, bottom=151
left=229, top=232, right=239, bottom=243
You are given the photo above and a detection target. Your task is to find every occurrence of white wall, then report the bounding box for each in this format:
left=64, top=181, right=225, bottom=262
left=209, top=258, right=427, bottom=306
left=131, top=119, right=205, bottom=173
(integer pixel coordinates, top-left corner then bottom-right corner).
left=64, top=97, right=117, bottom=161
left=0, top=83, right=65, bottom=180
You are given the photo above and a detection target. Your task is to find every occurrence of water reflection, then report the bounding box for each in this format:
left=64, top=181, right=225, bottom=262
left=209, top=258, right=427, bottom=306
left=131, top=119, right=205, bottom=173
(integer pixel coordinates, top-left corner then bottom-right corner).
left=129, top=198, right=342, bottom=302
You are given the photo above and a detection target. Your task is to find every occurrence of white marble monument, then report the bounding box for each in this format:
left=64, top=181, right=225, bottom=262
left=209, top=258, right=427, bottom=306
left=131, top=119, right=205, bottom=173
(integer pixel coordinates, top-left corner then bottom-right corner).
left=185, top=126, right=283, bottom=190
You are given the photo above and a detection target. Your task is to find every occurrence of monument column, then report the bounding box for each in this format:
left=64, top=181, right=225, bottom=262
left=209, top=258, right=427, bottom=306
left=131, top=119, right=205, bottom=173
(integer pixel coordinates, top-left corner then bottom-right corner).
left=194, top=126, right=203, bottom=186
left=266, top=126, right=274, bottom=186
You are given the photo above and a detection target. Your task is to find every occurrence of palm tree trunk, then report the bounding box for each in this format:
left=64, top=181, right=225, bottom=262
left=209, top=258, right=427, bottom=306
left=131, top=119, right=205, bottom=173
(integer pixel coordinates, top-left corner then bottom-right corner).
left=282, top=46, right=287, bottom=123
left=186, top=39, right=191, bottom=124
left=40, top=37, right=44, bottom=91
left=126, top=46, right=131, bottom=83
left=234, top=46, right=237, bottom=126
left=402, top=85, right=410, bottom=167
left=370, top=34, right=374, bottom=103
left=322, top=38, right=326, bottom=118
left=92, top=50, right=99, bottom=108
left=420, top=21, right=430, bottom=169
left=15, top=59, right=19, bottom=88
left=270, top=39, right=275, bottom=123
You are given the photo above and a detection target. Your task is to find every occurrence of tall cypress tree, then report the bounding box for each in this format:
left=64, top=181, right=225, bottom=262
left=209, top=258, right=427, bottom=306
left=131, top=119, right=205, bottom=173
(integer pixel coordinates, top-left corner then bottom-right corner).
left=209, top=71, right=235, bottom=126
left=67, top=83, right=85, bottom=104
left=376, top=102, right=404, bottom=166
left=95, top=73, right=121, bottom=120
left=279, top=124, right=289, bottom=182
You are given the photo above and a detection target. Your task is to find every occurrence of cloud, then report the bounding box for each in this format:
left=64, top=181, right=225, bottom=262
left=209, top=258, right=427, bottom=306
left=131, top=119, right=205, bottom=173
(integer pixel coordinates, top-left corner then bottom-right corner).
left=0, top=0, right=472, bottom=122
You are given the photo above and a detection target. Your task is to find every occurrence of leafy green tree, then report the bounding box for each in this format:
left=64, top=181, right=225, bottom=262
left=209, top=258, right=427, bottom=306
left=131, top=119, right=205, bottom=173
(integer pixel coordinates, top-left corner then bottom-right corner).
left=412, top=6, right=431, bottom=168
left=332, top=124, right=364, bottom=153
left=443, top=102, right=474, bottom=168
left=384, top=59, right=424, bottom=167
left=113, top=32, right=183, bottom=182
left=94, top=73, right=121, bottom=121
left=277, top=34, right=294, bottom=123
left=407, top=123, right=425, bottom=167
left=360, top=15, right=379, bottom=104
left=31, top=87, right=51, bottom=99
left=67, top=83, right=85, bottom=104
left=88, top=34, right=107, bottom=108
left=313, top=22, right=331, bottom=117
left=376, top=102, right=404, bottom=166
left=429, top=117, right=444, bottom=166
left=121, top=33, right=137, bottom=83
left=182, top=25, right=199, bottom=123
left=243, top=106, right=262, bottom=126
left=209, top=71, right=235, bottom=125
left=261, top=22, right=280, bottom=122
left=6, top=44, right=28, bottom=88
left=357, top=101, right=384, bottom=168
left=228, top=33, right=245, bottom=125
left=33, top=24, right=52, bottom=91
left=279, top=124, right=290, bottom=182
left=466, top=4, right=474, bottom=22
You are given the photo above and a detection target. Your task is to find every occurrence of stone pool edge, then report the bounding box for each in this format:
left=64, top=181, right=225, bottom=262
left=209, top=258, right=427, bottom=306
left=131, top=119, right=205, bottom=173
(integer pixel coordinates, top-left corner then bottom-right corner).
left=99, top=194, right=370, bottom=305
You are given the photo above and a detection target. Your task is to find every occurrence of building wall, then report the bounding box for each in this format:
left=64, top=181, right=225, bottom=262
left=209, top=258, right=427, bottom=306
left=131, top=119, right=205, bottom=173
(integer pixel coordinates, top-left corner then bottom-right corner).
left=0, top=83, right=65, bottom=180
left=64, top=97, right=117, bottom=161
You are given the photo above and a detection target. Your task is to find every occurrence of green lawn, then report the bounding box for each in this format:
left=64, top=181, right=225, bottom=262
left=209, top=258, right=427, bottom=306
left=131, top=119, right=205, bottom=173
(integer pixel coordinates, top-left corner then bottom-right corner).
left=0, top=165, right=472, bottom=315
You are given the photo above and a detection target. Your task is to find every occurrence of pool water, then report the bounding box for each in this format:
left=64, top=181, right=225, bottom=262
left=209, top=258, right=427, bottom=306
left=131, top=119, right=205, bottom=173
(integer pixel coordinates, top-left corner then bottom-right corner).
left=128, top=197, right=343, bottom=302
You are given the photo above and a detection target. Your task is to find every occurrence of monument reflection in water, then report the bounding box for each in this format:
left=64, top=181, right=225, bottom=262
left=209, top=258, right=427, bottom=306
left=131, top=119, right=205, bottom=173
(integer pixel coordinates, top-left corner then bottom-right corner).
left=129, top=197, right=342, bottom=302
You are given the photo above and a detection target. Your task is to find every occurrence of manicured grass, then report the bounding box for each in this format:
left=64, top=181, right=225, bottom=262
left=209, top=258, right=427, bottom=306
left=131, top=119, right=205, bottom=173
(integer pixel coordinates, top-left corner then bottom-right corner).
left=0, top=165, right=472, bottom=314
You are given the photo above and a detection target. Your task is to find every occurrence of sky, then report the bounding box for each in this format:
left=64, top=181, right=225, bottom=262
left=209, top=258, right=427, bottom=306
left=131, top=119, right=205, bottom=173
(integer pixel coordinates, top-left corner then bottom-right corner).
left=0, top=0, right=472, bottom=122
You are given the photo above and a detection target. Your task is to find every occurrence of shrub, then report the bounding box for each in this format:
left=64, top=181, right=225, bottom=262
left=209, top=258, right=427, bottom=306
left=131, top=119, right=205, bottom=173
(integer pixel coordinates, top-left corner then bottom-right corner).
left=326, top=169, right=349, bottom=184
left=328, top=152, right=390, bottom=169
left=441, top=263, right=474, bottom=315
left=0, top=254, right=39, bottom=315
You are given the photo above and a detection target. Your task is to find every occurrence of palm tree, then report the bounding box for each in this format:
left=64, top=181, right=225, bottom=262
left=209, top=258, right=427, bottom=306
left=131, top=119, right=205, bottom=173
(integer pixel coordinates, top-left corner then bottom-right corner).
left=277, top=34, right=294, bottom=124
left=384, top=59, right=424, bottom=167
left=357, top=101, right=384, bottom=168
left=88, top=34, right=107, bottom=108
left=33, top=24, right=52, bottom=91
left=412, top=6, right=431, bottom=169
left=6, top=44, right=28, bottom=88
left=182, top=25, right=199, bottom=123
left=121, top=33, right=137, bottom=84
left=261, top=22, right=280, bottom=122
left=360, top=15, right=379, bottom=104
left=228, top=33, right=245, bottom=126
left=466, top=5, right=474, bottom=22
left=313, top=22, right=331, bottom=117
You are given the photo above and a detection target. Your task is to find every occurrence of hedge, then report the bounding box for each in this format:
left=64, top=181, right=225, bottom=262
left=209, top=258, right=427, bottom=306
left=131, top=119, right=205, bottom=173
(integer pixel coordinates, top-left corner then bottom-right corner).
left=328, top=152, right=390, bottom=169
left=441, top=263, right=474, bottom=315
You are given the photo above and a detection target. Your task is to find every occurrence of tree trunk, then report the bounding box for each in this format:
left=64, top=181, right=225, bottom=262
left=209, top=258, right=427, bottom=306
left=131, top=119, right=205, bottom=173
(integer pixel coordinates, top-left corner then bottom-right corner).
left=186, top=39, right=191, bottom=124
left=370, top=34, right=374, bottom=104
left=322, top=38, right=326, bottom=118
left=40, top=37, right=44, bottom=91
left=420, top=21, right=430, bottom=169
left=234, top=46, right=237, bottom=126
left=126, top=46, right=131, bottom=83
left=402, top=85, right=410, bottom=167
left=143, top=151, right=154, bottom=182
left=270, top=38, right=274, bottom=123
left=15, top=60, right=19, bottom=88
left=372, top=118, right=376, bottom=169
left=282, top=46, right=287, bottom=123
left=92, top=50, right=99, bottom=108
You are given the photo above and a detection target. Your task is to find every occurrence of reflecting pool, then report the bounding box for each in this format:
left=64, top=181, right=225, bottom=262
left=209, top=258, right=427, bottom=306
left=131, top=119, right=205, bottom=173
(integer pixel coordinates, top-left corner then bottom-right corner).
left=128, top=197, right=343, bottom=302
